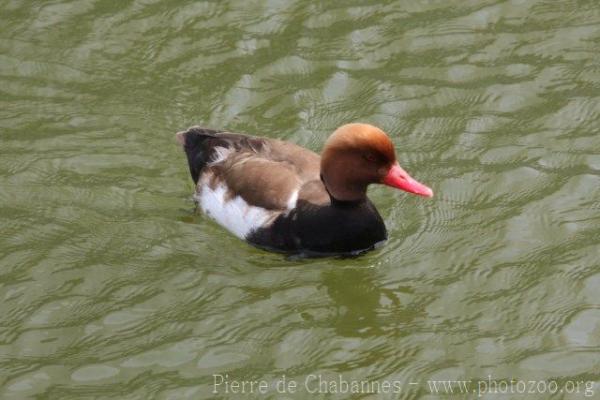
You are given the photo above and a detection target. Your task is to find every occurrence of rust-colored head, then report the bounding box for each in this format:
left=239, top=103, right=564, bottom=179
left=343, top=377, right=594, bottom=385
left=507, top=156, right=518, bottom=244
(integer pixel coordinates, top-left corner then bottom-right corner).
left=320, top=123, right=433, bottom=201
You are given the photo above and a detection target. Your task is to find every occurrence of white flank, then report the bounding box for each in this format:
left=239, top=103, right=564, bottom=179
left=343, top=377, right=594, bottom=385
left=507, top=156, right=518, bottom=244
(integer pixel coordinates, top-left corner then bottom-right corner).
left=194, top=183, right=272, bottom=239
left=286, top=190, right=298, bottom=209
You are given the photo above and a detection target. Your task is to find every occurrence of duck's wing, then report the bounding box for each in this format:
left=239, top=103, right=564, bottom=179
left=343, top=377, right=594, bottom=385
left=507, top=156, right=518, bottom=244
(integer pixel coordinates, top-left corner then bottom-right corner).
left=177, top=126, right=321, bottom=210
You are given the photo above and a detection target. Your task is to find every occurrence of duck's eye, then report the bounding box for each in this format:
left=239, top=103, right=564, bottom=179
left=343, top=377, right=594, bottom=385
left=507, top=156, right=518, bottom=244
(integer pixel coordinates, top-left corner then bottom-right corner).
left=364, top=153, right=376, bottom=162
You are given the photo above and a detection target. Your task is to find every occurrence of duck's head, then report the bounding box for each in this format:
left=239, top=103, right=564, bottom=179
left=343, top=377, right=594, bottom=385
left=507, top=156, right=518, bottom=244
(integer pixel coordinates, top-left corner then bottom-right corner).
left=320, top=123, right=433, bottom=202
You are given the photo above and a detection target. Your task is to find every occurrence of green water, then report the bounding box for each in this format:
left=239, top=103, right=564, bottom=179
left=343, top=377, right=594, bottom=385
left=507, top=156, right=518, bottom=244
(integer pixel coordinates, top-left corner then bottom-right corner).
left=1, top=1, right=599, bottom=399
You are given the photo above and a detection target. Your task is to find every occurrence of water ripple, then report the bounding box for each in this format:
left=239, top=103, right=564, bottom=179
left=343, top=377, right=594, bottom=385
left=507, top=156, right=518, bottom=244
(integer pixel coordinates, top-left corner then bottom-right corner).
left=2, top=0, right=600, bottom=398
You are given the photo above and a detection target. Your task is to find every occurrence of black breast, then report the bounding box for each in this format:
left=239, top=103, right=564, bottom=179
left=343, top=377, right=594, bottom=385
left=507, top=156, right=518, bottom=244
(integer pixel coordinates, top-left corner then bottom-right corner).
left=248, top=198, right=388, bottom=255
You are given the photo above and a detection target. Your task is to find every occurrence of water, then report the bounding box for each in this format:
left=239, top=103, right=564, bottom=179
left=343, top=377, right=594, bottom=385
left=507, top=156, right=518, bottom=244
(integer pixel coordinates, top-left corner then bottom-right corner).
left=1, top=0, right=599, bottom=399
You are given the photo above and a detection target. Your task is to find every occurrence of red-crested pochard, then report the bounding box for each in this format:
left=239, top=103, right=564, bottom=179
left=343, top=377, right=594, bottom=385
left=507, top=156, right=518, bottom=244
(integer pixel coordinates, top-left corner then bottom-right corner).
left=176, top=123, right=433, bottom=255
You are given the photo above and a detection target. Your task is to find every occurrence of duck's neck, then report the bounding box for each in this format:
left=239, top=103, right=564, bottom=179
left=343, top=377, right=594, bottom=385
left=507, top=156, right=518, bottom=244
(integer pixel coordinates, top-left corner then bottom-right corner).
left=321, top=174, right=367, bottom=207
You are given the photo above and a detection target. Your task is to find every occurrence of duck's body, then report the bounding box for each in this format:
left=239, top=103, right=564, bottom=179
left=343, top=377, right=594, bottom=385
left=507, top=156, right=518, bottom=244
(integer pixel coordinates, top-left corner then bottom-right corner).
left=177, top=124, right=432, bottom=255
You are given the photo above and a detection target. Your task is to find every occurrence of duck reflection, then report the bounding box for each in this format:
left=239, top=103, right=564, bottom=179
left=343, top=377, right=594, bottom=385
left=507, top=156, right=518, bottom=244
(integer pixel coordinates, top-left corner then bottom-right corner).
left=320, top=265, right=419, bottom=338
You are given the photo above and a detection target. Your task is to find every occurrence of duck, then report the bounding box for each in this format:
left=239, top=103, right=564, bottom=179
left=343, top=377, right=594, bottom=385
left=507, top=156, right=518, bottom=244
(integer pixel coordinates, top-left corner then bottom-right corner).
left=176, top=123, right=433, bottom=256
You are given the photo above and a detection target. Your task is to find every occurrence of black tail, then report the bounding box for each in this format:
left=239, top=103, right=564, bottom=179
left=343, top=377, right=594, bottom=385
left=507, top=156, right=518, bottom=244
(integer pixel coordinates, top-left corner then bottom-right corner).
left=176, top=127, right=223, bottom=184
left=176, top=126, right=268, bottom=184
